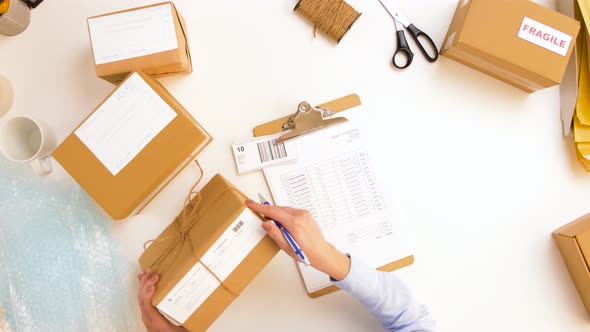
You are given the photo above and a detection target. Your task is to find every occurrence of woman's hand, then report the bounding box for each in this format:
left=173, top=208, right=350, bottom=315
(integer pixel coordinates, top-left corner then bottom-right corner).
left=137, top=269, right=188, bottom=332
left=245, top=200, right=351, bottom=280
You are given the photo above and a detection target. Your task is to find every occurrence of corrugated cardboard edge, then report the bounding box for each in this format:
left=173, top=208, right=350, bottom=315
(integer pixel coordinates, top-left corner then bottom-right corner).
left=554, top=234, right=590, bottom=316
left=444, top=43, right=548, bottom=92
left=554, top=213, right=590, bottom=316
left=87, top=2, right=192, bottom=84
left=440, top=0, right=472, bottom=54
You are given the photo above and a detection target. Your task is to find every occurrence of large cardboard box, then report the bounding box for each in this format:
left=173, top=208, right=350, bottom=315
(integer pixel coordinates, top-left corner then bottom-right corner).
left=87, top=2, right=192, bottom=84
left=441, top=0, right=580, bottom=93
left=139, top=174, right=279, bottom=331
left=53, top=71, right=212, bottom=220
left=554, top=213, right=590, bottom=316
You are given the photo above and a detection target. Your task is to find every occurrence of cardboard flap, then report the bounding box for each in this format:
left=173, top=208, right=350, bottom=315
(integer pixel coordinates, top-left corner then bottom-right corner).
left=253, top=94, right=361, bottom=137
left=577, top=231, right=590, bottom=269
left=554, top=212, right=590, bottom=237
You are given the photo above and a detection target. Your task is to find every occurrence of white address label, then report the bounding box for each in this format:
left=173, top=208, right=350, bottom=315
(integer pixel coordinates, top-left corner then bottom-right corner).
left=517, top=17, right=572, bottom=56
left=156, top=208, right=266, bottom=324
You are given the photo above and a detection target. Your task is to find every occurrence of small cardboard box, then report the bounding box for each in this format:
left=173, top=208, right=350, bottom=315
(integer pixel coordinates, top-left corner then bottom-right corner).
left=441, top=0, right=580, bottom=93
left=53, top=70, right=212, bottom=220
left=554, top=213, right=590, bottom=316
left=87, top=2, right=192, bottom=84
left=139, top=174, right=279, bottom=331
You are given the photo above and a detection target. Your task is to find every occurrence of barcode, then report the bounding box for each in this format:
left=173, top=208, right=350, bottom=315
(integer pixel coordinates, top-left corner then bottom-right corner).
left=257, top=139, right=287, bottom=163
left=233, top=221, right=244, bottom=232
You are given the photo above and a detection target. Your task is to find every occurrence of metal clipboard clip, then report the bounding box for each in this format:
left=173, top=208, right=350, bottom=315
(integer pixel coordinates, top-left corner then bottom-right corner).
left=277, top=101, right=348, bottom=142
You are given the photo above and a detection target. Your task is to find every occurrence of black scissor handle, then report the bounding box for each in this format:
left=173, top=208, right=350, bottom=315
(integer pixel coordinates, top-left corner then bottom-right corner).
left=393, top=30, right=414, bottom=69
left=406, top=24, right=439, bottom=63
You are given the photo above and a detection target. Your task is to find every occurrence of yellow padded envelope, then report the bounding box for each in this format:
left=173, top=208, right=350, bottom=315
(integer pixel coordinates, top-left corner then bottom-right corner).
left=574, top=115, right=590, bottom=142
left=576, top=30, right=590, bottom=125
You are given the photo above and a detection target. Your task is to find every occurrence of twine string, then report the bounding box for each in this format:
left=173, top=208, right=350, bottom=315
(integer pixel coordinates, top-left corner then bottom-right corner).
left=143, top=160, right=240, bottom=296
left=296, top=0, right=360, bottom=43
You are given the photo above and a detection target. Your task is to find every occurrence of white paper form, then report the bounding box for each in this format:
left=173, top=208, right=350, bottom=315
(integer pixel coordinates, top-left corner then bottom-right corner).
left=263, top=105, right=412, bottom=293
left=88, top=3, right=178, bottom=65
left=156, top=262, right=220, bottom=325
left=200, top=208, right=267, bottom=280
left=156, top=209, right=266, bottom=324
left=75, top=73, right=176, bottom=176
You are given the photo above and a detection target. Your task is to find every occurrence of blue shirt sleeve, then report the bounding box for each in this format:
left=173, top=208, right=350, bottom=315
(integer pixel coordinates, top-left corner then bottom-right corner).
left=332, top=256, right=435, bottom=332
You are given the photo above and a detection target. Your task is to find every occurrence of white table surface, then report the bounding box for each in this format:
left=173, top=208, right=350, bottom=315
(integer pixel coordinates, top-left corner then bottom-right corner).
left=2, top=0, right=590, bottom=331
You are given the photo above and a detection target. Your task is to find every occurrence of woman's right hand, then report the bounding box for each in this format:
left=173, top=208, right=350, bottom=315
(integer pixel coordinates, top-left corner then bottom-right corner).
left=245, top=199, right=351, bottom=281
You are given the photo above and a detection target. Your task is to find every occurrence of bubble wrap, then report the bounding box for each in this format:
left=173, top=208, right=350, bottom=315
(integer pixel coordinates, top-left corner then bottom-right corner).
left=0, top=159, right=140, bottom=332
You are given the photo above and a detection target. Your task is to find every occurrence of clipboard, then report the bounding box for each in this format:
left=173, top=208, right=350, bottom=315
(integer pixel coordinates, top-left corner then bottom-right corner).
left=253, top=94, right=414, bottom=298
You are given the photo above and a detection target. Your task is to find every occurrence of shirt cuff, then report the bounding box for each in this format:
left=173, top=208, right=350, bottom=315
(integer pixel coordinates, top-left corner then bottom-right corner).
left=331, top=254, right=375, bottom=290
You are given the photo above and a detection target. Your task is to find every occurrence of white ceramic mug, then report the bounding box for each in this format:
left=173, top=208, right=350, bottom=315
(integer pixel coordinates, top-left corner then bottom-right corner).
left=0, top=116, right=54, bottom=176
left=0, top=74, right=13, bottom=118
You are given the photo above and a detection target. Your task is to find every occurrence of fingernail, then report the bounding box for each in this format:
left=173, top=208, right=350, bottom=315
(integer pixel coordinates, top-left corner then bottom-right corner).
left=245, top=199, right=254, bottom=205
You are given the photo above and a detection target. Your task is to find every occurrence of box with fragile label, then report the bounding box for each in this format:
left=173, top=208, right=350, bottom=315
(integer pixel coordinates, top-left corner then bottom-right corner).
left=53, top=70, right=212, bottom=220
left=554, top=213, right=590, bottom=317
left=441, top=0, right=580, bottom=93
left=139, top=174, right=279, bottom=331
left=87, top=2, right=192, bottom=84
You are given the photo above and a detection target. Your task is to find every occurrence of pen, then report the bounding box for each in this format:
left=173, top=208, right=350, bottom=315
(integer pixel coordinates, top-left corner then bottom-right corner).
left=258, top=193, right=311, bottom=266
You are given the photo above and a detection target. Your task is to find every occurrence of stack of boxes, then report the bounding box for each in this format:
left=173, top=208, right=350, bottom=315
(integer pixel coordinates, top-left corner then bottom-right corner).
left=51, top=4, right=277, bottom=331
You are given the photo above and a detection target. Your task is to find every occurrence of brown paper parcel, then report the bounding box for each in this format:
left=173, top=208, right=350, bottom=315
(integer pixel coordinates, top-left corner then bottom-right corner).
left=139, top=174, right=279, bottom=332
left=441, top=0, right=580, bottom=93
left=87, top=2, right=192, bottom=84
left=52, top=71, right=212, bottom=220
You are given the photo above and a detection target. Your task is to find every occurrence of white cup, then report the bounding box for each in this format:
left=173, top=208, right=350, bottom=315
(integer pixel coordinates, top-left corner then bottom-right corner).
left=0, top=74, right=13, bottom=118
left=0, top=116, right=54, bottom=176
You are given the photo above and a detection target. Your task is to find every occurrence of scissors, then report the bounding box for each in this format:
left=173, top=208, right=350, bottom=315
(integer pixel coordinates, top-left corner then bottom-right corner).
left=378, top=0, right=439, bottom=69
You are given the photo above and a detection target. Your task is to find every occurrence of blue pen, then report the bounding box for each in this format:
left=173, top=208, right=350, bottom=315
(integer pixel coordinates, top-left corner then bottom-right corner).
left=258, top=194, right=311, bottom=266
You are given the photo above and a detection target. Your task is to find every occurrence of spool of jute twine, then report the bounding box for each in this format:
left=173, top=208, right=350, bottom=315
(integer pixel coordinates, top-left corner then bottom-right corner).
left=294, top=0, right=361, bottom=43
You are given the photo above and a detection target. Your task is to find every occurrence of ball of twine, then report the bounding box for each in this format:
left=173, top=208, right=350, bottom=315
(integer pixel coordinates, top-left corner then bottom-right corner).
left=294, top=0, right=361, bottom=43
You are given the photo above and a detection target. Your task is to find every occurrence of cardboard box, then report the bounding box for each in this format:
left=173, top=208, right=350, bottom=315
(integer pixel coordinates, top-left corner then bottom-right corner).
left=139, top=174, right=279, bottom=332
left=87, top=2, right=192, bottom=84
left=554, top=213, right=590, bottom=316
left=441, top=0, right=580, bottom=93
left=53, top=70, right=212, bottom=220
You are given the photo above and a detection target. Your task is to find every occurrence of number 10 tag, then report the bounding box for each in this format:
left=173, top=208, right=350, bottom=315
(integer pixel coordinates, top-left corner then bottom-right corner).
left=232, top=134, right=298, bottom=174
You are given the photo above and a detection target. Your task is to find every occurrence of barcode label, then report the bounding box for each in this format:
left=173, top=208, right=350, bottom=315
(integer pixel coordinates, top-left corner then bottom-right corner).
left=232, top=134, right=298, bottom=174
left=257, top=140, right=287, bottom=163
left=233, top=220, right=244, bottom=232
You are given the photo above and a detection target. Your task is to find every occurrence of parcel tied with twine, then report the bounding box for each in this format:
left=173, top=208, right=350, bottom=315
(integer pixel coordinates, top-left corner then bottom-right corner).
left=139, top=173, right=279, bottom=332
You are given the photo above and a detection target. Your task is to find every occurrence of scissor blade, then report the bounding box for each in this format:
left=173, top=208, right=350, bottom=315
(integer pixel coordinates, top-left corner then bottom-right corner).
left=377, top=0, right=411, bottom=28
